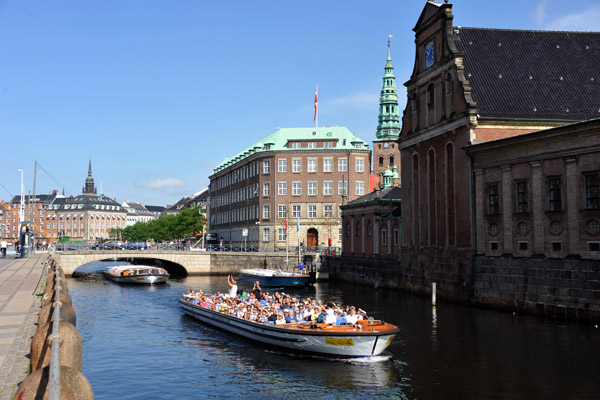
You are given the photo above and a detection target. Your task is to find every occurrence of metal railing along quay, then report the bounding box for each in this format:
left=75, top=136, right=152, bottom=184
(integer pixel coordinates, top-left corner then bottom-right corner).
left=14, top=257, right=94, bottom=399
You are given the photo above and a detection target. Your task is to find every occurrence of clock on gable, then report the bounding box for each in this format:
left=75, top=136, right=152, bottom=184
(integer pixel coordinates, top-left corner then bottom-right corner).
left=424, top=39, right=435, bottom=69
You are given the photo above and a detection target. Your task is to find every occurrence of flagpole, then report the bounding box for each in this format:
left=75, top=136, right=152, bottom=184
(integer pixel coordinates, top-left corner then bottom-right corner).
left=313, top=84, right=318, bottom=128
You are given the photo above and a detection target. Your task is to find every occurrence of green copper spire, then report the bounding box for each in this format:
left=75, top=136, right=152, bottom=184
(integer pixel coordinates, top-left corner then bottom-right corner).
left=376, top=35, right=400, bottom=140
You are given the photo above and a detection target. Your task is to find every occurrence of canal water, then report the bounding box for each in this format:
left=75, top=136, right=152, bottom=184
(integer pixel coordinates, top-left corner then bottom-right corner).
left=68, top=261, right=600, bottom=400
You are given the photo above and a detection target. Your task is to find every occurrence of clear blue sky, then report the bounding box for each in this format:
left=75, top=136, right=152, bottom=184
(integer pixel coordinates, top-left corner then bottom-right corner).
left=1, top=0, right=598, bottom=207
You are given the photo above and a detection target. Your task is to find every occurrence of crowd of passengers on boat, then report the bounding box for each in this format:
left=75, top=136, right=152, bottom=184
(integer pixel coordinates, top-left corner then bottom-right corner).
left=181, top=276, right=368, bottom=327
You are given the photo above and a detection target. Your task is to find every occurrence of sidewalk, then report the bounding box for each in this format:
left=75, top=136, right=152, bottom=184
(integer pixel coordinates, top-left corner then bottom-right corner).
left=0, top=253, right=47, bottom=400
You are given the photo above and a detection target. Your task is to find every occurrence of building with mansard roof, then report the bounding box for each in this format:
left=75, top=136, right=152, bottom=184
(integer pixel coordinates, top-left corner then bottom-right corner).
left=209, top=126, right=370, bottom=250
left=55, top=159, right=126, bottom=240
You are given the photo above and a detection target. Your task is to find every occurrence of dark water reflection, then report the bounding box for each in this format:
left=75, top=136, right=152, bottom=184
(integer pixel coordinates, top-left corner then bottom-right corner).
left=69, top=262, right=599, bottom=400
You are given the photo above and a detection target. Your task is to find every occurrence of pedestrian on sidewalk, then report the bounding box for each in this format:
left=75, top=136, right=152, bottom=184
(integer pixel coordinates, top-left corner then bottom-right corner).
left=0, top=239, right=7, bottom=257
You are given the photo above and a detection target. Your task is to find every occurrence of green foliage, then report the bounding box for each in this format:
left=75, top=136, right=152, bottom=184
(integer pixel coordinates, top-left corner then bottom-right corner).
left=110, top=206, right=206, bottom=241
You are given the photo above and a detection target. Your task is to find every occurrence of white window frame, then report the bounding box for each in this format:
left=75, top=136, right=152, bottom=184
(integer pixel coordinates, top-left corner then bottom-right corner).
left=356, top=181, right=364, bottom=196
left=278, top=204, right=286, bottom=219
left=324, top=142, right=333, bottom=149
left=323, top=181, right=333, bottom=196
left=356, top=157, right=365, bottom=172
left=262, top=205, right=270, bottom=219
left=278, top=181, right=287, bottom=195
left=323, top=204, right=333, bottom=218
left=308, top=142, right=317, bottom=149
left=338, top=181, right=348, bottom=196
left=308, top=158, right=317, bottom=173
left=308, top=181, right=317, bottom=196
left=338, top=158, right=347, bottom=172
left=292, top=158, right=302, bottom=173
left=292, top=181, right=302, bottom=196
left=278, top=159, right=287, bottom=173
left=308, top=204, right=317, bottom=218
left=291, top=142, right=301, bottom=149
left=263, top=182, right=270, bottom=197
left=263, top=159, right=270, bottom=174
left=292, top=204, right=301, bottom=218
left=278, top=228, right=287, bottom=241
left=263, top=227, right=270, bottom=241
left=323, top=157, right=333, bottom=173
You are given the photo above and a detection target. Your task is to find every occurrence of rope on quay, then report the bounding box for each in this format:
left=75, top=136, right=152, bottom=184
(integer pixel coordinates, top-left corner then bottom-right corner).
left=14, top=256, right=94, bottom=400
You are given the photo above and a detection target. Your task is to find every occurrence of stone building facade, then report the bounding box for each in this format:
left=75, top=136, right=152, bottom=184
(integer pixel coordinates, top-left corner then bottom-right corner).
left=209, top=127, right=370, bottom=250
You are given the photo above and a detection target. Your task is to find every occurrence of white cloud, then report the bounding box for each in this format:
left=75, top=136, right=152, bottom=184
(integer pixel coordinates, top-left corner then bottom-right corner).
left=327, top=92, right=379, bottom=109
left=533, top=0, right=548, bottom=25
left=546, top=4, right=600, bottom=31
left=137, top=178, right=185, bottom=189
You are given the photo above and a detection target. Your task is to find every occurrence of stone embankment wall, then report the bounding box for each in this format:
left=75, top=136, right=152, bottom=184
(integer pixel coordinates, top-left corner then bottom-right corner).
left=205, top=253, right=296, bottom=275
left=326, top=255, right=599, bottom=323
left=14, top=257, right=94, bottom=399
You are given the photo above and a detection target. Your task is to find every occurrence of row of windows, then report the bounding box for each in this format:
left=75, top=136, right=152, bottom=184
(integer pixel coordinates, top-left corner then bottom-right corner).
left=212, top=183, right=260, bottom=208
left=213, top=205, right=259, bottom=225
left=213, top=160, right=261, bottom=190
left=265, top=203, right=340, bottom=220
left=264, top=227, right=344, bottom=242
left=486, top=172, right=600, bottom=215
left=345, top=221, right=400, bottom=246
left=289, top=141, right=335, bottom=149
left=273, top=157, right=364, bottom=173
left=274, top=181, right=363, bottom=196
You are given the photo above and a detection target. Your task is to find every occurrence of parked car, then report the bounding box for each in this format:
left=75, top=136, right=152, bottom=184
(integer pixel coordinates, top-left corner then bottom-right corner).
left=119, top=241, right=147, bottom=251
left=102, top=241, right=124, bottom=250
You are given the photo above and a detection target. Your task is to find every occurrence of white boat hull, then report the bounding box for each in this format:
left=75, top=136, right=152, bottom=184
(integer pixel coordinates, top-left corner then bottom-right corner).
left=179, top=300, right=398, bottom=358
left=104, top=273, right=169, bottom=285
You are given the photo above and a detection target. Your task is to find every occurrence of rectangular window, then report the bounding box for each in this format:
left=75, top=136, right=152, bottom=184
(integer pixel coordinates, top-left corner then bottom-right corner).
left=518, top=241, right=529, bottom=251
left=394, top=229, right=399, bottom=246
left=278, top=159, right=287, bottom=173
left=278, top=181, right=287, bottom=195
left=263, top=228, right=270, bottom=242
left=308, top=158, right=317, bottom=173
left=291, top=142, right=302, bottom=149
left=323, top=158, right=333, bottom=172
left=516, top=180, right=529, bottom=213
left=487, top=183, right=499, bottom=215
left=324, top=142, right=333, bottom=149
left=278, top=204, right=286, bottom=218
left=263, top=160, right=270, bottom=174
left=551, top=242, right=562, bottom=252
left=356, top=158, right=364, bottom=172
left=278, top=228, right=287, bottom=241
left=292, top=204, right=301, bottom=218
left=323, top=204, right=333, bottom=217
left=308, top=181, right=317, bottom=196
left=588, top=242, right=600, bottom=252
left=381, top=229, right=387, bottom=245
left=308, top=204, right=317, bottom=218
left=263, top=205, right=270, bottom=219
left=489, top=241, right=499, bottom=251
left=338, top=181, right=348, bottom=196
left=584, top=172, right=600, bottom=210
left=308, top=142, right=317, bottom=149
left=292, top=181, right=301, bottom=196
left=323, top=181, right=333, bottom=195
left=263, top=182, right=270, bottom=197
left=547, top=176, right=562, bottom=212
left=292, top=158, right=301, bottom=173
left=356, top=181, right=364, bottom=196
left=338, top=158, right=347, bottom=172
left=356, top=143, right=363, bottom=149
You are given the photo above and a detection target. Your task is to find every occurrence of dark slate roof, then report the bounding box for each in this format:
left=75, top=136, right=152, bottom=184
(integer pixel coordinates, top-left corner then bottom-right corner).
left=57, top=194, right=126, bottom=213
left=342, top=186, right=402, bottom=208
left=455, top=27, right=600, bottom=121
left=145, top=205, right=166, bottom=213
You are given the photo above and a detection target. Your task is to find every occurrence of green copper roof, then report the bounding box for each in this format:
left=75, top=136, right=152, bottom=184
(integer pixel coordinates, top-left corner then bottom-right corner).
left=376, top=38, right=401, bottom=140
left=213, top=126, right=369, bottom=173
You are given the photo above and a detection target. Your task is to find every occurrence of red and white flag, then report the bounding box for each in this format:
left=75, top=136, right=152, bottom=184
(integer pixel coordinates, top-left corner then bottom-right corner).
left=313, top=84, right=318, bottom=123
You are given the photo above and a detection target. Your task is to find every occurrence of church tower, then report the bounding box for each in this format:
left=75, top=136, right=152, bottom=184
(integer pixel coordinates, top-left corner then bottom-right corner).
left=373, top=36, right=401, bottom=186
left=83, top=157, right=97, bottom=195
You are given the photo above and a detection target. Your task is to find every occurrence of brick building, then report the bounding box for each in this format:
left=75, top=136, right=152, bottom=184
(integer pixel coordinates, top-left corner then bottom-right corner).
left=395, top=1, right=600, bottom=309
left=208, top=127, right=370, bottom=250
left=1, top=190, right=64, bottom=241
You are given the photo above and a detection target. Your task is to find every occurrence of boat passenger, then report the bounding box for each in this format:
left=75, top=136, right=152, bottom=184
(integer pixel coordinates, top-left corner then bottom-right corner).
left=252, top=281, right=262, bottom=299
left=275, top=313, right=286, bottom=325
left=227, top=275, right=238, bottom=298
left=345, top=306, right=359, bottom=325
left=335, top=310, right=347, bottom=325
left=324, top=306, right=336, bottom=325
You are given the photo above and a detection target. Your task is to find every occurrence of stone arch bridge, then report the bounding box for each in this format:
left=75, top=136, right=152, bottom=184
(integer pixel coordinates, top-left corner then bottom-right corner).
left=51, top=251, right=292, bottom=277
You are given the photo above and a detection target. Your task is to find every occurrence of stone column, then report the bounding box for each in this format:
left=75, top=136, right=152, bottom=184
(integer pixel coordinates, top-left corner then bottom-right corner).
left=501, top=165, right=512, bottom=254
left=474, top=169, right=485, bottom=254
left=530, top=161, right=543, bottom=255
left=565, top=156, right=579, bottom=255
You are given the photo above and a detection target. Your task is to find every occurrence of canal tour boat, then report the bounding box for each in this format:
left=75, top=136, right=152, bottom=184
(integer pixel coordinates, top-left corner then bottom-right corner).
left=179, top=299, right=399, bottom=358
left=239, top=268, right=311, bottom=287
left=103, top=265, right=170, bottom=285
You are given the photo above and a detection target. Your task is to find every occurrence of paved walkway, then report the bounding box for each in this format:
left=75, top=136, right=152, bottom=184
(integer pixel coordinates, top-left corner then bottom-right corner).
left=0, top=253, right=47, bottom=400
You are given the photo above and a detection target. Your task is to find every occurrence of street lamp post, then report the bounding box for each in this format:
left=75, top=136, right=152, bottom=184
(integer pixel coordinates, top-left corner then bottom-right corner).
left=17, top=169, right=25, bottom=226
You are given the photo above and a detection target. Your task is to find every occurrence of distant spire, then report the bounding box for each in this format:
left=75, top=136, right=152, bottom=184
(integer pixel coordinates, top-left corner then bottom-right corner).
left=376, top=35, right=400, bottom=140
left=83, top=156, right=97, bottom=195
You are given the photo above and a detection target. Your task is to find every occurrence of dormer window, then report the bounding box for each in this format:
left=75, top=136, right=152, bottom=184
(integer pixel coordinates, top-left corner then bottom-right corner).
left=355, top=143, right=363, bottom=149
